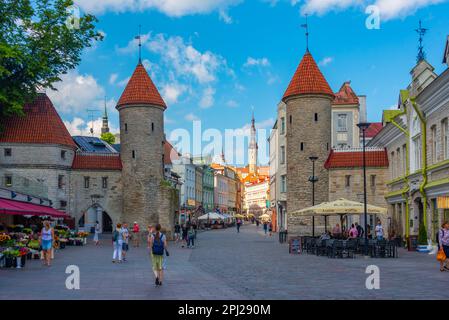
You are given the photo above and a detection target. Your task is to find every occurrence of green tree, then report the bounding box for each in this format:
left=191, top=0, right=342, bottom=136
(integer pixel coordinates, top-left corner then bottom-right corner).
left=418, top=222, right=428, bottom=245
left=0, top=0, right=102, bottom=119
left=100, top=132, right=115, bottom=145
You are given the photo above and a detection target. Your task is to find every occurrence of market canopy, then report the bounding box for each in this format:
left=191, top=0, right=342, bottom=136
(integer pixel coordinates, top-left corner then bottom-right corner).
left=289, top=198, right=387, bottom=217
left=198, top=212, right=225, bottom=220
left=0, top=198, right=69, bottom=218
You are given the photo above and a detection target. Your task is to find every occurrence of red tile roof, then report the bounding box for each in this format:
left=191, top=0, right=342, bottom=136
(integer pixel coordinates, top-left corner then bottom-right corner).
left=365, top=122, right=383, bottom=138
left=164, top=141, right=180, bottom=165
left=324, top=149, right=389, bottom=169
left=72, top=154, right=122, bottom=170
left=0, top=93, right=76, bottom=148
left=333, top=81, right=359, bottom=105
left=283, top=52, right=334, bottom=101
left=117, top=63, right=167, bottom=109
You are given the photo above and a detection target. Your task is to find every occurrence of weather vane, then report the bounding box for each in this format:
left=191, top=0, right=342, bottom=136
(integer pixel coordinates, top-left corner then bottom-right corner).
left=301, top=14, right=310, bottom=52
left=135, top=24, right=142, bottom=63
left=415, top=20, right=428, bottom=63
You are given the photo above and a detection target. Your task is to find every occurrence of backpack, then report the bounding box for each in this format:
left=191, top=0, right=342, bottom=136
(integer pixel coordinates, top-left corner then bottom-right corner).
left=112, top=230, right=119, bottom=242
left=152, top=233, right=165, bottom=256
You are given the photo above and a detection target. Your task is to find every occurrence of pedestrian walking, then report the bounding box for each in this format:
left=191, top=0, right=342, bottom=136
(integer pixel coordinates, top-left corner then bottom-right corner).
left=437, top=222, right=449, bottom=272
left=132, top=221, right=140, bottom=247
left=122, top=223, right=130, bottom=262
left=375, top=220, right=384, bottom=240
left=236, top=218, right=242, bottom=233
left=187, top=225, right=195, bottom=248
left=174, top=222, right=181, bottom=242
left=39, top=220, right=54, bottom=267
left=181, top=224, right=188, bottom=248
left=269, top=221, right=273, bottom=236
left=112, top=223, right=124, bottom=263
left=148, top=224, right=167, bottom=286
left=263, top=221, right=268, bottom=235
left=93, top=221, right=100, bottom=246
left=256, top=219, right=260, bottom=228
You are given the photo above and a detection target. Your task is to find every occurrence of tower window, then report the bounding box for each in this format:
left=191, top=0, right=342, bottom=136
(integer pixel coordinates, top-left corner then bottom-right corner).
left=300, top=142, right=304, bottom=151
left=345, top=175, right=351, bottom=187
left=102, top=177, right=108, bottom=189
left=132, top=150, right=136, bottom=159
left=125, top=123, right=128, bottom=133
left=84, top=177, right=90, bottom=189
left=5, top=175, right=12, bottom=187
left=4, top=148, right=12, bottom=157
left=58, top=175, right=65, bottom=189
left=61, top=150, right=66, bottom=160
left=151, top=122, right=154, bottom=132
left=327, top=143, right=329, bottom=151
left=314, top=113, right=318, bottom=122
left=289, top=115, right=292, bottom=124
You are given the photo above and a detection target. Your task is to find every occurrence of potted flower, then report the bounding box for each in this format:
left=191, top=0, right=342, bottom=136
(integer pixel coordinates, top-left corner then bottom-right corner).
left=417, top=223, right=430, bottom=252
left=2, top=249, right=20, bottom=268
left=17, top=247, right=29, bottom=267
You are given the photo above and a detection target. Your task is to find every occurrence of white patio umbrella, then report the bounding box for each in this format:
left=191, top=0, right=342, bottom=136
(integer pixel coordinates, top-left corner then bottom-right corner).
left=197, top=212, right=225, bottom=220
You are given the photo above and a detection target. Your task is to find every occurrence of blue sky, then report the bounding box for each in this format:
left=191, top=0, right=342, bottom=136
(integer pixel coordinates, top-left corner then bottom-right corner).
left=50, top=0, right=449, bottom=165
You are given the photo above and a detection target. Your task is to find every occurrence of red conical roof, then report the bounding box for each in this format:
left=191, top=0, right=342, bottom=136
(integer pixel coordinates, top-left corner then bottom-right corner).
left=0, top=93, right=76, bottom=148
left=117, top=63, right=167, bottom=109
left=283, top=52, right=334, bottom=101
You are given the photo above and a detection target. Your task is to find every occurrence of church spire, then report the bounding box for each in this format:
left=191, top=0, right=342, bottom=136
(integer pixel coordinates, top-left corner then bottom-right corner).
left=415, top=20, right=428, bottom=63
left=248, top=110, right=258, bottom=175
left=101, top=96, right=110, bottom=134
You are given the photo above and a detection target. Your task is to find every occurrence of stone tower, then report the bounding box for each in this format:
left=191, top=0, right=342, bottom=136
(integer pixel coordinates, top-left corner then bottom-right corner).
left=116, top=62, right=167, bottom=226
left=283, top=51, right=334, bottom=236
left=248, top=112, right=258, bottom=174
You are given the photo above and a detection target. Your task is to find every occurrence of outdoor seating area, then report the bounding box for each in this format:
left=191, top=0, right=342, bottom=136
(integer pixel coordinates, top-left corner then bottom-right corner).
left=302, top=237, right=398, bottom=258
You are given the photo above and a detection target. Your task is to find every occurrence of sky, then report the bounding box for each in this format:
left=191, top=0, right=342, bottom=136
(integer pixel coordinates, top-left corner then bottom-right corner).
left=49, top=0, right=449, bottom=165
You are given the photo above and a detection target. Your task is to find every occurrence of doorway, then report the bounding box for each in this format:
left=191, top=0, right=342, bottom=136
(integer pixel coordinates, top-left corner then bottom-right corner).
left=102, top=211, right=113, bottom=233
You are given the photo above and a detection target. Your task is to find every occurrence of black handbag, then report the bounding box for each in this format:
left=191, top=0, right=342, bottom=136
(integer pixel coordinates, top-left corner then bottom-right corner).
left=165, top=249, right=170, bottom=257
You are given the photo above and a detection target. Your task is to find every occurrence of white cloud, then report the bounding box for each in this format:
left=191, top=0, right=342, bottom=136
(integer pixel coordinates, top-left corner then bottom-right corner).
left=164, top=115, right=176, bottom=124
left=240, top=117, right=275, bottom=131
left=64, top=117, right=119, bottom=137
left=319, top=56, right=334, bottom=67
left=199, top=87, right=215, bottom=109
left=226, top=100, right=239, bottom=108
left=117, top=76, right=131, bottom=87
left=244, top=57, right=270, bottom=67
left=185, top=113, right=200, bottom=121
left=162, top=83, right=187, bottom=104
left=47, top=71, right=105, bottom=114
left=298, top=0, right=446, bottom=20
left=219, top=9, right=233, bottom=24
left=74, top=0, right=242, bottom=18
left=146, top=33, right=228, bottom=84
left=109, top=73, right=118, bottom=85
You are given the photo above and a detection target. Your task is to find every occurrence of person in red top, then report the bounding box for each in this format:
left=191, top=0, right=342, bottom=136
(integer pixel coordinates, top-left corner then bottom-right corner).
left=132, top=222, right=140, bottom=247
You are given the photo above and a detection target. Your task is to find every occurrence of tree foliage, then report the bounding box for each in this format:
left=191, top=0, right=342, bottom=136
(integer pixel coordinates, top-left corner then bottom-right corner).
left=0, top=0, right=102, bottom=118
left=418, top=222, right=428, bottom=245
left=100, top=132, right=115, bottom=145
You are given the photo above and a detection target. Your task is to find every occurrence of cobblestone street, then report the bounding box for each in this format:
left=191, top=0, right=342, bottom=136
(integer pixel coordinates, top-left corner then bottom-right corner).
left=1, top=223, right=448, bottom=300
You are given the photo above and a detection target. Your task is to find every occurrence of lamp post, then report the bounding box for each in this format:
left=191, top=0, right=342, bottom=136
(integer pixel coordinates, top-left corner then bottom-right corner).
left=357, top=122, right=371, bottom=256
left=308, top=156, right=318, bottom=237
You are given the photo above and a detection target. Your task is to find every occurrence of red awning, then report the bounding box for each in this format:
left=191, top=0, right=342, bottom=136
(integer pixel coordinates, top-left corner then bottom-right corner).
left=0, top=199, right=68, bottom=218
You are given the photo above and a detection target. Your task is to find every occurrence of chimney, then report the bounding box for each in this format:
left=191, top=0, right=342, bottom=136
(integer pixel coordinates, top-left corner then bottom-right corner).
left=358, top=95, right=367, bottom=123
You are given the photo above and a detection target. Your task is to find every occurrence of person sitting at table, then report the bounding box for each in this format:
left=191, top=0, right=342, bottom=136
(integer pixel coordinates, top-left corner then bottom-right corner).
left=319, top=231, right=331, bottom=241
left=332, top=224, right=342, bottom=238
left=348, top=224, right=358, bottom=239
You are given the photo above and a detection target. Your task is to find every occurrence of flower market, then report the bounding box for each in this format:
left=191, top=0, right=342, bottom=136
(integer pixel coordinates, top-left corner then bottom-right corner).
left=0, top=193, right=89, bottom=269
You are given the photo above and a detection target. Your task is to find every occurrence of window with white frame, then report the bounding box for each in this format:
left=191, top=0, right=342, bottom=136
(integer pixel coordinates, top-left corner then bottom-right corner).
left=280, top=146, right=285, bottom=164
left=337, top=114, right=348, bottom=132
left=281, top=175, right=287, bottom=193
left=413, top=136, right=422, bottom=171
left=442, top=118, right=448, bottom=160
left=431, top=125, right=437, bottom=164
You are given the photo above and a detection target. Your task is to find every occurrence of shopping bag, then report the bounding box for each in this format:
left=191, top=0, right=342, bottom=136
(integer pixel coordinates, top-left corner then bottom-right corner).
left=437, top=248, right=446, bottom=262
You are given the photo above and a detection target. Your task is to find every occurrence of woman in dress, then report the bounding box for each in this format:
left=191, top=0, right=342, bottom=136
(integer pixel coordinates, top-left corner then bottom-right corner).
left=39, top=220, right=55, bottom=266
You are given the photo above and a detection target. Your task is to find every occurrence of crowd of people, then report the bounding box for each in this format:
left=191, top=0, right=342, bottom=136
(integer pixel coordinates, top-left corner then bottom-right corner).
left=319, top=220, right=385, bottom=241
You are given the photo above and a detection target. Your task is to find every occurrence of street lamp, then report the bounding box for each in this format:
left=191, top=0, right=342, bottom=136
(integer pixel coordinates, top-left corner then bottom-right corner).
left=308, top=156, right=318, bottom=237
left=357, top=122, right=371, bottom=256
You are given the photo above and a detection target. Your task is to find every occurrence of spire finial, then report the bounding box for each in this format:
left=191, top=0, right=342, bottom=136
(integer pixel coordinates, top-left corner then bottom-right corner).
left=135, top=24, right=142, bottom=63
left=103, top=96, right=108, bottom=118
left=415, top=20, right=428, bottom=63
left=301, top=14, right=309, bottom=52
left=251, top=106, right=255, bottom=127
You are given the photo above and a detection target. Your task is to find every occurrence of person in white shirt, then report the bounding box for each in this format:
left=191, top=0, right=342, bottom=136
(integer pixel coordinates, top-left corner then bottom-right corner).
left=375, top=220, right=384, bottom=240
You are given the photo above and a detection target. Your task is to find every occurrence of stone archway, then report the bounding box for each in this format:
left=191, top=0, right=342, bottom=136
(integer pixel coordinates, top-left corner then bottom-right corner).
left=75, top=204, right=116, bottom=233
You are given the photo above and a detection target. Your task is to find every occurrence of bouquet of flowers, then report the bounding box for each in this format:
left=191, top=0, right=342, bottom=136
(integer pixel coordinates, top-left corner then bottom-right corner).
left=2, top=248, right=20, bottom=257
left=18, top=247, right=29, bottom=257
left=77, top=231, right=89, bottom=238
left=0, top=233, right=11, bottom=244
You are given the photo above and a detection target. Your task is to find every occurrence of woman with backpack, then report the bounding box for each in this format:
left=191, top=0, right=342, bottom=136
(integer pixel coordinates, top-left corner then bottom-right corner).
left=148, top=224, right=167, bottom=286
left=438, top=222, right=449, bottom=272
